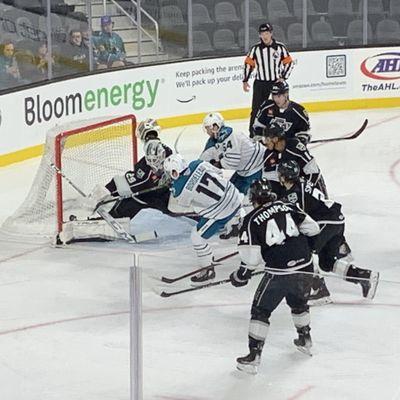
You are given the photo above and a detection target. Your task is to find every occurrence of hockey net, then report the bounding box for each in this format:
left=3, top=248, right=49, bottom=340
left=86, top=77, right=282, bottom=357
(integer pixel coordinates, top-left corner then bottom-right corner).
left=1, top=115, right=137, bottom=243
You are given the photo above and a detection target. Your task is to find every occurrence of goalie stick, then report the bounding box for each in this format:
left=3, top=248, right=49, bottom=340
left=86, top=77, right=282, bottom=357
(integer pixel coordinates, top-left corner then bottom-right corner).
left=310, top=119, right=368, bottom=144
left=159, top=270, right=264, bottom=297
left=160, top=251, right=239, bottom=283
left=50, top=164, right=158, bottom=244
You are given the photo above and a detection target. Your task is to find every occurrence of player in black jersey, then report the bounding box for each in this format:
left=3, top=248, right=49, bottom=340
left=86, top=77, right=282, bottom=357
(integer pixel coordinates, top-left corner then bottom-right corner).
left=262, top=124, right=328, bottom=197
left=105, top=138, right=173, bottom=220
left=278, top=160, right=380, bottom=302
left=230, top=179, right=320, bottom=374
left=252, top=81, right=311, bottom=144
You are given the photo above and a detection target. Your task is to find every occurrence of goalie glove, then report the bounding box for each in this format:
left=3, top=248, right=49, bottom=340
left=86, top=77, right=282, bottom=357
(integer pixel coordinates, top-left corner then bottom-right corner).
left=229, top=264, right=254, bottom=287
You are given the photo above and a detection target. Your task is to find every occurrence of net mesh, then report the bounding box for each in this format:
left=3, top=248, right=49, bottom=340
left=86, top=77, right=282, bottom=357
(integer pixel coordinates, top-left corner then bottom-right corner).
left=1, top=115, right=137, bottom=242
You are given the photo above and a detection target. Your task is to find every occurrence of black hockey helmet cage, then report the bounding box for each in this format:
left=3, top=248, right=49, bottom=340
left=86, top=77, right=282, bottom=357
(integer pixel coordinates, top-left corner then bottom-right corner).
left=249, top=179, right=277, bottom=205
left=271, top=81, right=289, bottom=95
left=277, top=160, right=301, bottom=181
left=263, top=124, right=285, bottom=139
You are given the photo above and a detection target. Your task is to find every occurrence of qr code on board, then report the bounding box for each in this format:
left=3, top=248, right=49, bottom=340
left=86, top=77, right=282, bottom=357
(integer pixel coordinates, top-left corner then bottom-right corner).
left=326, top=55, right=346, bottom=78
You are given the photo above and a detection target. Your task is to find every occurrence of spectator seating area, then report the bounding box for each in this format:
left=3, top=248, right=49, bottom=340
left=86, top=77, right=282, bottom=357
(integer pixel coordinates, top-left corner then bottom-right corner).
left=151, top=0, right=400, bottom=55
left=1, top=0, right=399, bottom=90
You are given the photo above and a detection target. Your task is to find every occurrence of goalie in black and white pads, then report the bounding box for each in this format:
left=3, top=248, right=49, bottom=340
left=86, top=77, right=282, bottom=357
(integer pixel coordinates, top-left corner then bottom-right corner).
left=60, top=118, right=175, bottom=243
left=231, top=179, right=320, bottom=374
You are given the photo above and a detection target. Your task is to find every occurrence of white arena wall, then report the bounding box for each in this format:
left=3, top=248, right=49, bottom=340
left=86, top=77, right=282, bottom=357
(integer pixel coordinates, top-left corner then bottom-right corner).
left=0, top=46, right=399, bottom=166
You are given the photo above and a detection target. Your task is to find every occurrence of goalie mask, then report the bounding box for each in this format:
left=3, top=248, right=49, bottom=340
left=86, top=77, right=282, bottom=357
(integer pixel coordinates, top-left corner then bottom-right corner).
left=249, top=179, right=277, bottom=206
left=137, top=118, right=161, bottom=142
left=144, top=139, right=168, bottom=174
left=202, top=112, right=225, bottom=138
left=164, top=154, right=188, bottom=180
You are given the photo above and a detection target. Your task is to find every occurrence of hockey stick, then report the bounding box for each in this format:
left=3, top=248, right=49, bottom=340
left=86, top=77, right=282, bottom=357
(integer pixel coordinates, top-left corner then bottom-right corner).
left=160, top=270, right=264, bottom=297
left=160, top=251, right=239, bottom=284
left=310, top=119, right=368, bottom=144
left=94, top=184, right=170, bottom=209
left=173, top=127, right=186, bottom=153
left=50, top=164, right=158, bottom=244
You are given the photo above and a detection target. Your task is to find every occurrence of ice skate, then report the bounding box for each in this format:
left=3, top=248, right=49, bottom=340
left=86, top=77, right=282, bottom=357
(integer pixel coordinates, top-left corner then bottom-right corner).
left=359, top=270, right=380, bottom=300
left=236, top=349, right=261, bottom=375
left=308, top=277, right=332, bottom=306
left=294, top=326, right=312, bottom=356
left=190, top=267, right=216, bottom=286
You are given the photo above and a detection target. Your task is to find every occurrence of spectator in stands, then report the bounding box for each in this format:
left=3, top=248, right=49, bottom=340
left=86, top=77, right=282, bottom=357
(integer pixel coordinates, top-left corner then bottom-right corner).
left=0, top=40, right=21, bottom=89
left=81, top=24, right=101, bottom=70
left=62, top=29, right=90, bottom=75
left=35, top=42, right=57, bottom=79
left=96, top=15, right=126, bottom=68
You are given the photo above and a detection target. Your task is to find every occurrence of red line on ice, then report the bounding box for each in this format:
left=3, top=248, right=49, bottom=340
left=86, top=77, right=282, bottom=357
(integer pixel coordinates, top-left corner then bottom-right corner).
left=287, top=385, right=314, bottom=400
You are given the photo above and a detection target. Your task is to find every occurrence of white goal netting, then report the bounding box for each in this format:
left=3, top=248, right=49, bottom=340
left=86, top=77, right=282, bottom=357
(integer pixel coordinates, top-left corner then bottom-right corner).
left=1, top=115, right=137, bottom=243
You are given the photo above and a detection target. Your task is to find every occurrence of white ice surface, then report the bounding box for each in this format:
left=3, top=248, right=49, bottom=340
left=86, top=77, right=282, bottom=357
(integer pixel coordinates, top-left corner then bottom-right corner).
left=0, top=108, right=400, bottom=400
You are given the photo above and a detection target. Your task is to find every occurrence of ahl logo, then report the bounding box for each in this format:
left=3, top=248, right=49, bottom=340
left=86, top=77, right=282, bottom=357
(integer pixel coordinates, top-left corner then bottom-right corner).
left=361, top=52, right=400, bottom=80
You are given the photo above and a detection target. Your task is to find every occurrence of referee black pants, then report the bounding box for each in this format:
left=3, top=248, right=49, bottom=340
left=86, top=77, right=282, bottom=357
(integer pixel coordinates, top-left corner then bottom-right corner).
left=249, top=80, right=274, bottom=137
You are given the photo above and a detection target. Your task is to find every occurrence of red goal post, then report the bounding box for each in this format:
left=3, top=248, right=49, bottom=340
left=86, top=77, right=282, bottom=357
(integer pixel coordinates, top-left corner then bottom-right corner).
left=1, top=114, right=138, bottom=242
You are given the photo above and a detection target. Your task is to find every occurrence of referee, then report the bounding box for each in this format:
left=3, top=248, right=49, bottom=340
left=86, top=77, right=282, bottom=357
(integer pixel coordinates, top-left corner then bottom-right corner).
left=243, top=23, right=294, bottom=136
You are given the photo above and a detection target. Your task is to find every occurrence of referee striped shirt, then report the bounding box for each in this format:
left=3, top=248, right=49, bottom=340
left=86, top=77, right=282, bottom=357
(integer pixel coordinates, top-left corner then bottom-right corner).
left=243, top=39, right=294, bottom=82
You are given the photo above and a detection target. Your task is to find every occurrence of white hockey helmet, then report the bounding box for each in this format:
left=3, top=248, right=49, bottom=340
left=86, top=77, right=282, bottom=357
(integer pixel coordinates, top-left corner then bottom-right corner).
left=137, top=118, right=161, bottom=142
left=202, top=112, right=225, bottom=137
left=164, top=154, right=188, bottom=180
left=144, top=139, right=167, bottom=172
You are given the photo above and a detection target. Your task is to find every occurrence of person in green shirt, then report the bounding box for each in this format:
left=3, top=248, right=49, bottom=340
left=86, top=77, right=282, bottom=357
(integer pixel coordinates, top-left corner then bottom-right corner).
left=95, top=16, right=126, bottom=68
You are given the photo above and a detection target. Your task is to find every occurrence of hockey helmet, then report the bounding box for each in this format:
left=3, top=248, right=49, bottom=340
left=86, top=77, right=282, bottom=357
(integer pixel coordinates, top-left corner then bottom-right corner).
left=202, top=112, right=225, bottom=137
left=164, top=153, right=188, bottom=180
left=277, top=160, right=300, bottom=181
left=263, top=124, right=285, bottom=139
left=271, top=81, right=289, bottom=95
left=144, top=139, right=167, bottom=173
left=249, top=179, right=277, bottom=205
left=137, top=118, right=161, bottom=142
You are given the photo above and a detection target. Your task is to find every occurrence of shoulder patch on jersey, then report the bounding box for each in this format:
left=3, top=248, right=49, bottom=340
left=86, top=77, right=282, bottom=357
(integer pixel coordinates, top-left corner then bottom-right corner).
left=287, top=192, right=298, bottom=203
left=136, top=169, right=145, bottom=179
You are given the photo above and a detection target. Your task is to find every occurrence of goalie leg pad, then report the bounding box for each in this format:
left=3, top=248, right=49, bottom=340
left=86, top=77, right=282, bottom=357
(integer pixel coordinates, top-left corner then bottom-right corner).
left=59, top=217, right=131, bottom=244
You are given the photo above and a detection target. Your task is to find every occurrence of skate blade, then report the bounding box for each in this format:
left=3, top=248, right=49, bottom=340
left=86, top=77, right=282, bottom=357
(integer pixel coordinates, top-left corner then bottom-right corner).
left=366, top=272, right=380, bottom=300
left=236, top=363, right=258, bottom=375
left=295, top=346, right=313, bottom=357
left=308, top=296, right=333, bottom=306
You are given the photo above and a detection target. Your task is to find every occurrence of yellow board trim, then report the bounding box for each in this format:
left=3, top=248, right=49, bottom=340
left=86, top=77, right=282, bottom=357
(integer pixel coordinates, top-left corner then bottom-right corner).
left=1, top=97, right=399, bottom=167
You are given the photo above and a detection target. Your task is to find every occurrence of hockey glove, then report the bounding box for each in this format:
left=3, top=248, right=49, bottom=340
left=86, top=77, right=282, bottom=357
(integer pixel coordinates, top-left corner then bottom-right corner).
left=230, top=264, right=254, bottom=287
left=209, top=159, right=222, bottom=169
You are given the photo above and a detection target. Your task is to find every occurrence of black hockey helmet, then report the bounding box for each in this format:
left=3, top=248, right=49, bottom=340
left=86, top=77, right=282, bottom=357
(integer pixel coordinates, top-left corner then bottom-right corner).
left=271, top=81, right=289, bottom=95
left=263, top=124, right=285, bottom=139
left=277, top=160, right=300, bottom=181
left=249, top=179, right=277, bottom=205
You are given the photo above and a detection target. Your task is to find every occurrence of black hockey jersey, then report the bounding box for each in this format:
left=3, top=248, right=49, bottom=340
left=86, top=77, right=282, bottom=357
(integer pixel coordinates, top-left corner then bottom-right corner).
left=253, top=99, right=310, bottom=139
left=280, top=138, right=321, bottom=186
left=238, top=200, right=319, bottom=272
left=105, top=143, right=172, bottom=196
left=281, top=179, right=344, bottom=225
